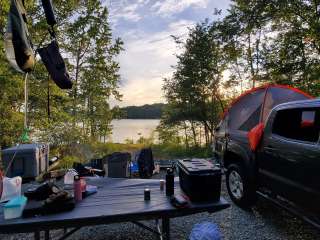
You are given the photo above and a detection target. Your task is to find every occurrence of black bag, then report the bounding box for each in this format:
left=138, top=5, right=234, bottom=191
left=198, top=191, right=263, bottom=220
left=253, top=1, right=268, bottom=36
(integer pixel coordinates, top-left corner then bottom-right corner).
left=4, top=0, right=35, bottom=73
left=137, top=148, right=155, bottom=178
left=41, top=0, right=57, bottom=26
left=38, top=40, right=72, bottom=89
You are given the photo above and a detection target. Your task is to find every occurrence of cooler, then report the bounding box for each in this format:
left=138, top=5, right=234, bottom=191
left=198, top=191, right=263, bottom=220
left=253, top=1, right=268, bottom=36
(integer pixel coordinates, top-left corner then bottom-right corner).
left=177, top=159, right=221, bottom=202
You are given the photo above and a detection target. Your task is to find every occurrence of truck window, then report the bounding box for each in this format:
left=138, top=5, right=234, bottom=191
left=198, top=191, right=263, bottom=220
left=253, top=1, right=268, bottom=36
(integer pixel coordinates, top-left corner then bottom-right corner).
left=272, top=108, right=320, bottom=143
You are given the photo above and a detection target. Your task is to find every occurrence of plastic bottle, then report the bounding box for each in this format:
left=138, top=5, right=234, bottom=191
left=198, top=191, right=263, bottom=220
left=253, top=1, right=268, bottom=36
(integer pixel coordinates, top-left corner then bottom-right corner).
left=80, top=177, right=86, bottom=192
left=64, top=169, right=77, bottom=185
left=166, top=168, right=174, bottom=196
left=73, top=175, right=82, bottom=202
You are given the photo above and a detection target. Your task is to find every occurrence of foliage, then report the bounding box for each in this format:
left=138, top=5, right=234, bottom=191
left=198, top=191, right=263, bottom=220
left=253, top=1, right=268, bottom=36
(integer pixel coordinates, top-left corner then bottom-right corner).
left=59, top=155, right=79, bottom=169
left=152, top=144, right=213, bottom=160
left=161, top=1, right=320, bottom=151
left=162, top=20, right=226, bottom=147
left=0, top=0, right=123, bottom=148
left=222, top=0, right=320, bottom=96
left=84, top=142, right=144, bottom=159
left=119, top=103, right=166, bottom=119
left=59, top=142, right=213, bottom=162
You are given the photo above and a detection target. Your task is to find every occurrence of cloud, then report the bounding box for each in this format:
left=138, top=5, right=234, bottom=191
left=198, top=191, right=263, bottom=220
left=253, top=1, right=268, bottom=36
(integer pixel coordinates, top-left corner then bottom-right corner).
left=114, top=19, right=195, bottom=106
left=117, top=3, right=142, bottom=22
left=151, top=0, right=209, bottom=17
left=107, top=0, right=144, bottom=24
left=107, top=0, right=232, bottom=107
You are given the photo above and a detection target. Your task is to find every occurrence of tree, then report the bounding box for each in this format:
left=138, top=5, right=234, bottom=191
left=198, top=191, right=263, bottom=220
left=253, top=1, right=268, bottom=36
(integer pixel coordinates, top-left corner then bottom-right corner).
left=222, top=0, right=320, bottom=96
left=0, top=0, right=123, bottom=148
left=72, top=2, right=123, bottom=140
left=261, top=0, right=320, bottom=96
left=0, top=1, right=25, bottom=147
left=162, top=20, right=226, bottom=146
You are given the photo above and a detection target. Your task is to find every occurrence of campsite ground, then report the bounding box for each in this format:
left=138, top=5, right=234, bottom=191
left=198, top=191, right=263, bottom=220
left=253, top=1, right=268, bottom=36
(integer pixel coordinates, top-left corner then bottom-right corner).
left=1, top=171, right=319, bottom=240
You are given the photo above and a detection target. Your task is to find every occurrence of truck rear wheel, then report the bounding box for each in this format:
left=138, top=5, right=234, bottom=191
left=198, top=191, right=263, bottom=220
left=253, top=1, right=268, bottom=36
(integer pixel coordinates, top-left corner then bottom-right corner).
left=226, top=163, right=256, bottom=208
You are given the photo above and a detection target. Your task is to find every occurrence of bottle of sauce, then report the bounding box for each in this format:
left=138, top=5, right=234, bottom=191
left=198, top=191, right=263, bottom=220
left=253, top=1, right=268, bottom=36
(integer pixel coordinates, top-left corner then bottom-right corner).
left=166, top=168, right=174, bottom=196
left=74, top=175, right=82, bottom=202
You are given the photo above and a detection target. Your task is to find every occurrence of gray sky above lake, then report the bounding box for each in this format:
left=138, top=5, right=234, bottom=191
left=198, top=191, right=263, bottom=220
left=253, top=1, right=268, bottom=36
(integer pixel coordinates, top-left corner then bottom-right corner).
left=106, top=0, right=231, bottom=107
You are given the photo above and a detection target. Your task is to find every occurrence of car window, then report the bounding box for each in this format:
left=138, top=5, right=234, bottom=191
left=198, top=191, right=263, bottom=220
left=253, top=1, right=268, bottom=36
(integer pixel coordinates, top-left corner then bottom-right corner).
left=272, top=108, right=320, bottom=143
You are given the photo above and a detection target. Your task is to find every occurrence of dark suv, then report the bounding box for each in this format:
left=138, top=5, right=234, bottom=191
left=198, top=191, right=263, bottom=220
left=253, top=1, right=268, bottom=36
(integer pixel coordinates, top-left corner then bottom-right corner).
left=214, top=99, right=320, bottom=226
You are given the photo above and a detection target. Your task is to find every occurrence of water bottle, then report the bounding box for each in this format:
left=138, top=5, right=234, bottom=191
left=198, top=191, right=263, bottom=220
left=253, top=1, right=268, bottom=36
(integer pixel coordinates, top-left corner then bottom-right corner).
left=166, top=168, right=174, bottom=196
left=73, top=175, right=82, bottom=202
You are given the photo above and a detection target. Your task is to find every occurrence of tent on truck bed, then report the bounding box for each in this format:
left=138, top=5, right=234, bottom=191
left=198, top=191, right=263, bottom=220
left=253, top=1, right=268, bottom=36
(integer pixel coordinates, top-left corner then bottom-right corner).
left=219, top=85, right=313, bottom=148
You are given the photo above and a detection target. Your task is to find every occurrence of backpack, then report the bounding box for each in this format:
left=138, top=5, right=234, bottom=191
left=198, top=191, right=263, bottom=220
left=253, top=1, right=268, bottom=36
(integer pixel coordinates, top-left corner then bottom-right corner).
left=137, top=148, right=155, bottom=178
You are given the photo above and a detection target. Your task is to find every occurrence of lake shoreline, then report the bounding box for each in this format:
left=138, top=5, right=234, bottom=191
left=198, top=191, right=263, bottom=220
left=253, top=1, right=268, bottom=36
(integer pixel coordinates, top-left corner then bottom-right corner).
left=108, top=119, right=160, bottom=143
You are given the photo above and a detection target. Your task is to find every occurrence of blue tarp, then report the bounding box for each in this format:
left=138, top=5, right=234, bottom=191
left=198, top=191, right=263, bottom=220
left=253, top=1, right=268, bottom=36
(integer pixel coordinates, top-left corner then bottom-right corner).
left=189, top=222, right=222, bottom=240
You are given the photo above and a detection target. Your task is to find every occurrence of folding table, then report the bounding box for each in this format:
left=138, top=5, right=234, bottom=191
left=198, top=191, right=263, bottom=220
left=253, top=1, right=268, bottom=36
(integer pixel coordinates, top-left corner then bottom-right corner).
left=0, top=177, right=229, bottom=240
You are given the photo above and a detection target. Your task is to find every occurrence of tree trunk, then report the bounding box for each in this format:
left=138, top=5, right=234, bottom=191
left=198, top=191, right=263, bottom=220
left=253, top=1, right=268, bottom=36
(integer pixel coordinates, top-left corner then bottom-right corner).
left=183, top=121, right=189, bottom=149
left=247, top=33, right=256, bottom=88
left=73, top=42, right=81, bottom=127
left=190, top=120, right=197, bottom=146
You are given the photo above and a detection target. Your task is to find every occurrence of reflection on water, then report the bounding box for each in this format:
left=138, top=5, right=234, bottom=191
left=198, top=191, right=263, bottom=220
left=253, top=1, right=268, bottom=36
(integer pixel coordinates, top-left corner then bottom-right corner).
left=107, top=119, right=160, bottom=143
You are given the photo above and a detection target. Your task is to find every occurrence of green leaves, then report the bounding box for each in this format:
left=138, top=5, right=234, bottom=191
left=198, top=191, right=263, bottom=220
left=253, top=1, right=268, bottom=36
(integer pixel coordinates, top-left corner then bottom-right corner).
left=162, top=0, right=320, bottom=149
left=224, top=0, right=320, bottom=95
left=0, top=0, right=123, bottom=147
left=162, top=21, right=225, bottom=146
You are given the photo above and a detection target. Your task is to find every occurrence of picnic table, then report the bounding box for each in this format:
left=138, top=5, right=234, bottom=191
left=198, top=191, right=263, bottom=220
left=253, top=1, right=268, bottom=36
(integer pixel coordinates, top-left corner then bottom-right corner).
left=0, top=177, right=229, bottom=240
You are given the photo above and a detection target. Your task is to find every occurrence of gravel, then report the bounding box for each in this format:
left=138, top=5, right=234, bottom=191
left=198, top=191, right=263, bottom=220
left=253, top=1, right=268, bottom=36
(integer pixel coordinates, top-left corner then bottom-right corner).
left=1, top=171, right=319, bottom=240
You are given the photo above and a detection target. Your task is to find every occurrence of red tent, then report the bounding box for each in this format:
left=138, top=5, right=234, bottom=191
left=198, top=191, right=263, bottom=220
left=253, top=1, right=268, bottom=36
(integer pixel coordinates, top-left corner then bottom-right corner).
left=221, top=84, right=313, bottom=150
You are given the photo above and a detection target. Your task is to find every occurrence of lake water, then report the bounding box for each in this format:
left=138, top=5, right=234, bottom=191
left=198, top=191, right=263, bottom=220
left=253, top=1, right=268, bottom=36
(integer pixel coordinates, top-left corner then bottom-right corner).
left=107, top=119, right=160, bottom=143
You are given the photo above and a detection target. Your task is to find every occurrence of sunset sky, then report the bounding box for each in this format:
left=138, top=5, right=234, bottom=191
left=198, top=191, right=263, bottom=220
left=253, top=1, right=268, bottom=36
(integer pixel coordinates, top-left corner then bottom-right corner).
left=106, top=0, right=231, bottom=107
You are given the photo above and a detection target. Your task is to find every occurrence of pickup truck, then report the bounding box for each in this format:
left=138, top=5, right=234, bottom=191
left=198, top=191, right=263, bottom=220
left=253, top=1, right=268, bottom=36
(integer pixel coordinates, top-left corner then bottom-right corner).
left=214, top=98, right=320, bottom=227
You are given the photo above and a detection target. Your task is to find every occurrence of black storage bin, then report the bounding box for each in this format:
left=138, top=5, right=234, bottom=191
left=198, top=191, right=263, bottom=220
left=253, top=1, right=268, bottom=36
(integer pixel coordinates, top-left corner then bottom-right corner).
left=90, top=158, right=104, bottom=170
left=103, top=152, right=131, bottom=178
left=177, top=159, right=221, bottom=202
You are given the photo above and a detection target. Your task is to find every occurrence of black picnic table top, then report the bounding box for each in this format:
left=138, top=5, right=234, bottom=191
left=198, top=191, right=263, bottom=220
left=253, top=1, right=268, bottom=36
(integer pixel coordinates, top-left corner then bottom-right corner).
left=0, top=177, right=229, bottom=234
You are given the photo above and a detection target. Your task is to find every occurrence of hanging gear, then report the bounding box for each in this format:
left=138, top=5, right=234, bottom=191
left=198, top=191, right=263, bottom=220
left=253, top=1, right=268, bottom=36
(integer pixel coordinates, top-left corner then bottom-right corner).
left=38, top=40, right=73, bottom=89
left=41, top=0, right=57, bottom=26
left=38, top=0, right=72, bottom=90
left=4, top=0, right=35, bottom=73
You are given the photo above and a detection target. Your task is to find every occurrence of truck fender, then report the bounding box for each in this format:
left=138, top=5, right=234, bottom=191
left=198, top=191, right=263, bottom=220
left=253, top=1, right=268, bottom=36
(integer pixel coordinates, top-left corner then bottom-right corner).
left=223, top=140, right=256, bottom=181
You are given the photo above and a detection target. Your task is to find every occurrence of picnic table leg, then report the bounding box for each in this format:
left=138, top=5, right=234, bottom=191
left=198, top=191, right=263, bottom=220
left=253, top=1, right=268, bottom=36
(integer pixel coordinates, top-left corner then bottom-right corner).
left=45, top=230, right=50, bottom=240
left=34, top=230, right=40, bottom=240
left=162, top=217, right=170, bottom=240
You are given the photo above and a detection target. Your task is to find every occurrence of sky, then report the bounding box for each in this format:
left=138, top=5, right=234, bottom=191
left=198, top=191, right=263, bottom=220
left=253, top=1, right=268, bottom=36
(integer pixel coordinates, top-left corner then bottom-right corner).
left=105, top=0, right=231, bottom=107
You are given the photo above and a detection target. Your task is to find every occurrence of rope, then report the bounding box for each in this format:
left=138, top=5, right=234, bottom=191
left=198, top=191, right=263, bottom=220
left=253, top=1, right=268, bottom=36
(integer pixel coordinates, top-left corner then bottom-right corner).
left=2, top=72, right=30, bottom=177
left=4, top=144, right=21, bottom=176
left=24, top=72, right=29, bottom=129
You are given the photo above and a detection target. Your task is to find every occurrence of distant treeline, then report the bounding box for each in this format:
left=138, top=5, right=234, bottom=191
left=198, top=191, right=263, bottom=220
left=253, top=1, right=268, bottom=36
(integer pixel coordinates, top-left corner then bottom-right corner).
left=120, top=103, right=166, bottom=119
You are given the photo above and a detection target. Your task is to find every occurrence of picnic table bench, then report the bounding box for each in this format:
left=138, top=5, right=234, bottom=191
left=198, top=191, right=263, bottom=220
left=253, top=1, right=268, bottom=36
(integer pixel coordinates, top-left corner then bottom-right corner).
left=0, top=177, right=229, bottom=240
